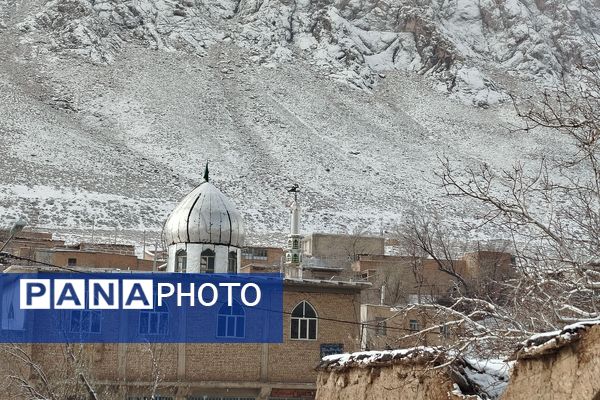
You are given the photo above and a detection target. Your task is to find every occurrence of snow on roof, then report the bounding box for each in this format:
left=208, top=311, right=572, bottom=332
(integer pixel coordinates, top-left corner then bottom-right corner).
left=317, top=346, right=445, bottom=371
left=515, top=319, right=600, bottom=359
left=317, top=347, right=511, bottom=400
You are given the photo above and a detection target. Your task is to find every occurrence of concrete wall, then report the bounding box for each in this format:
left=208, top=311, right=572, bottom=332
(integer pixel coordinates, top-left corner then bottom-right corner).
left=302, top=234, right=384, bottom=260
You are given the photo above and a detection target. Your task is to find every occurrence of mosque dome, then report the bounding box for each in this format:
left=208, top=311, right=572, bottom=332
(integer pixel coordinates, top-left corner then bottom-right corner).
left=163, top=180, right=245, bottom=247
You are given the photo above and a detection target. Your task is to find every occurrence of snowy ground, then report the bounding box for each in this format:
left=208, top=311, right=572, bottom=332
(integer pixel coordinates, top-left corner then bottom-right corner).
left=0, top=0, right=593, bottom=245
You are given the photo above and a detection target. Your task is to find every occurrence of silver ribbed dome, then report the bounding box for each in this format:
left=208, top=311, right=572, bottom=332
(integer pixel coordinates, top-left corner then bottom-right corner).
left=164, top=181, right=245, bottom=247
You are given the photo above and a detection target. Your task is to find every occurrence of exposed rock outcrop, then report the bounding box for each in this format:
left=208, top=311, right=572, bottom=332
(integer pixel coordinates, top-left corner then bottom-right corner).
left=11, top=0, right=600, bottom=105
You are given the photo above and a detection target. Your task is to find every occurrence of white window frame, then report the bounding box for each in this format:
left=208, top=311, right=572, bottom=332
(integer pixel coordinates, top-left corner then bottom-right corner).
left=200, top=249, right=215, bottom=273
left=290, top=301, right=318, bottom=341
left=175, top=250, right=187, bottom=273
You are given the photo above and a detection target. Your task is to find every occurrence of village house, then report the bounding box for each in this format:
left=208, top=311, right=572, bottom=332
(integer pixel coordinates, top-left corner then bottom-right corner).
left=0, top=170, right=526, bottom=400
left=34, top=247, right=156, bottom=271
left=353, top=251, right=515, bottom=306
left=0, top=229, right=65, bottom=261
left=241, top=246, right=284, bottom=269
left=0, top=229, right=163, bottom=271
left=359, top=303, right=464, bottom=350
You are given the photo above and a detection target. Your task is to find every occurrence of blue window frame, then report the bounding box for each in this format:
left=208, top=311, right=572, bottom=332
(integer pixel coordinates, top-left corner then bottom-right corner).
left=70, top=310, right=102, bottom=333
left=217, top=301, right=245, bottom=338
left=139, top=302, right=169, bottom=335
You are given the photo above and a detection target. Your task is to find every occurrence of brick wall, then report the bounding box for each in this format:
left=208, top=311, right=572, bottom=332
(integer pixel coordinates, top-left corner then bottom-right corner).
left=0, top=283, right=363, bottom=399
left=360, top=304, right=463, bottom=350
left=269, top=288, right=361, bottom=383
left=356, top=252, right=515, bottom=305
left=35, top=249, right=154, bottom=271
left=241, top=246, right=284, bottom=267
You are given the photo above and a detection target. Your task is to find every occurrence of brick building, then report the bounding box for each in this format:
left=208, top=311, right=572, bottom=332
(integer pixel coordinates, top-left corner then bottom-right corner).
left=0, top=170, right=518, bottom=400
left=353, top=251, right=514, bottom=306
left=241, top=246, right=284, bottom=270
left=0, top=228, right=159, bottom=271
left=35, top=248, right=155, bottom=271
left=359, top=303, right=464, bottom=350
left=0, top=266, right=367, bottom=400
left=0, top=173, right=372, bottom=400
left=0, top=229, right=64, bottom=260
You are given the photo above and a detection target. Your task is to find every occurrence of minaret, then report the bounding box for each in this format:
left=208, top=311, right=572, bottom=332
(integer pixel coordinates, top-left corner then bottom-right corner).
left=285, top=184, right=303, bottom=269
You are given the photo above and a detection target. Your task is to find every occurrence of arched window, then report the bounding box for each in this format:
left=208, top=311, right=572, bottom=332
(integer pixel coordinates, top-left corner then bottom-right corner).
left=201, top=249, right=215, bottom=273
left=139, top=300, right=169, bottom=335
left=175, top=250, right=187, bottom=273
left=292, top=254, right=299, bottom=264
left=291, top=301, right=317, bottom=340
left=292, top=239, right=299, bottom=250
left=70, top=310, right=102, bottom=334
left=228, top=251, right=237, bottom=274
left=217, top=301, right=245, bottom=338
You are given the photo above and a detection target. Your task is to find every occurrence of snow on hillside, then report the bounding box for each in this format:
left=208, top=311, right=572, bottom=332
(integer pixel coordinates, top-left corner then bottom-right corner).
left=0, top=0, right=597, bottom=244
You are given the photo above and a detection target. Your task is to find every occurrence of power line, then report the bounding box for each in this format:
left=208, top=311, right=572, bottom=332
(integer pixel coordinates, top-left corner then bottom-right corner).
left=0, top=255, right=420, bottom=333
left=281, top=310, right=416, bottom=333
left=0, top=252, right=83, bottom=273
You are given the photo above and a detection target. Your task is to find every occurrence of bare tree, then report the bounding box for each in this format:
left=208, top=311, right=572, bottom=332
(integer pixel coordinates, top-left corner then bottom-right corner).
left=380, top=68, right=600, bottom=357
left=396, top=215, right=472, bottom=296
left=437, top=69, right=600, bottom=322
left=377, top=69, right=600, bottom=355
left=0, top=342, right=166, bottom=400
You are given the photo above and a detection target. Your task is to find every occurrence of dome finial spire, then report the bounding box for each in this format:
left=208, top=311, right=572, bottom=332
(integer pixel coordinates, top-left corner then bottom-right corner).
left=204, top=161, right=209, bottom=182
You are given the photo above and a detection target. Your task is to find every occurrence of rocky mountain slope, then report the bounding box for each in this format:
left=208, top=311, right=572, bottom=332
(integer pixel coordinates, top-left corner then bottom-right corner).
left=0, top=0, right=598, bottom=244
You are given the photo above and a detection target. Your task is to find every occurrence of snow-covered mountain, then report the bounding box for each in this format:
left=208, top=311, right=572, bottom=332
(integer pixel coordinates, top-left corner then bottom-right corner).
left=0, top=0, right=598, bottom=244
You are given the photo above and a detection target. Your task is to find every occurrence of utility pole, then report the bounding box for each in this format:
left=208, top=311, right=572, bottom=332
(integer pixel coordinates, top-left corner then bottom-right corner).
left=153, top=241, right=158, bottom=272
left=142, top=230, right=146, bottom=259
left=0, top=218, right=27, bottom=252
